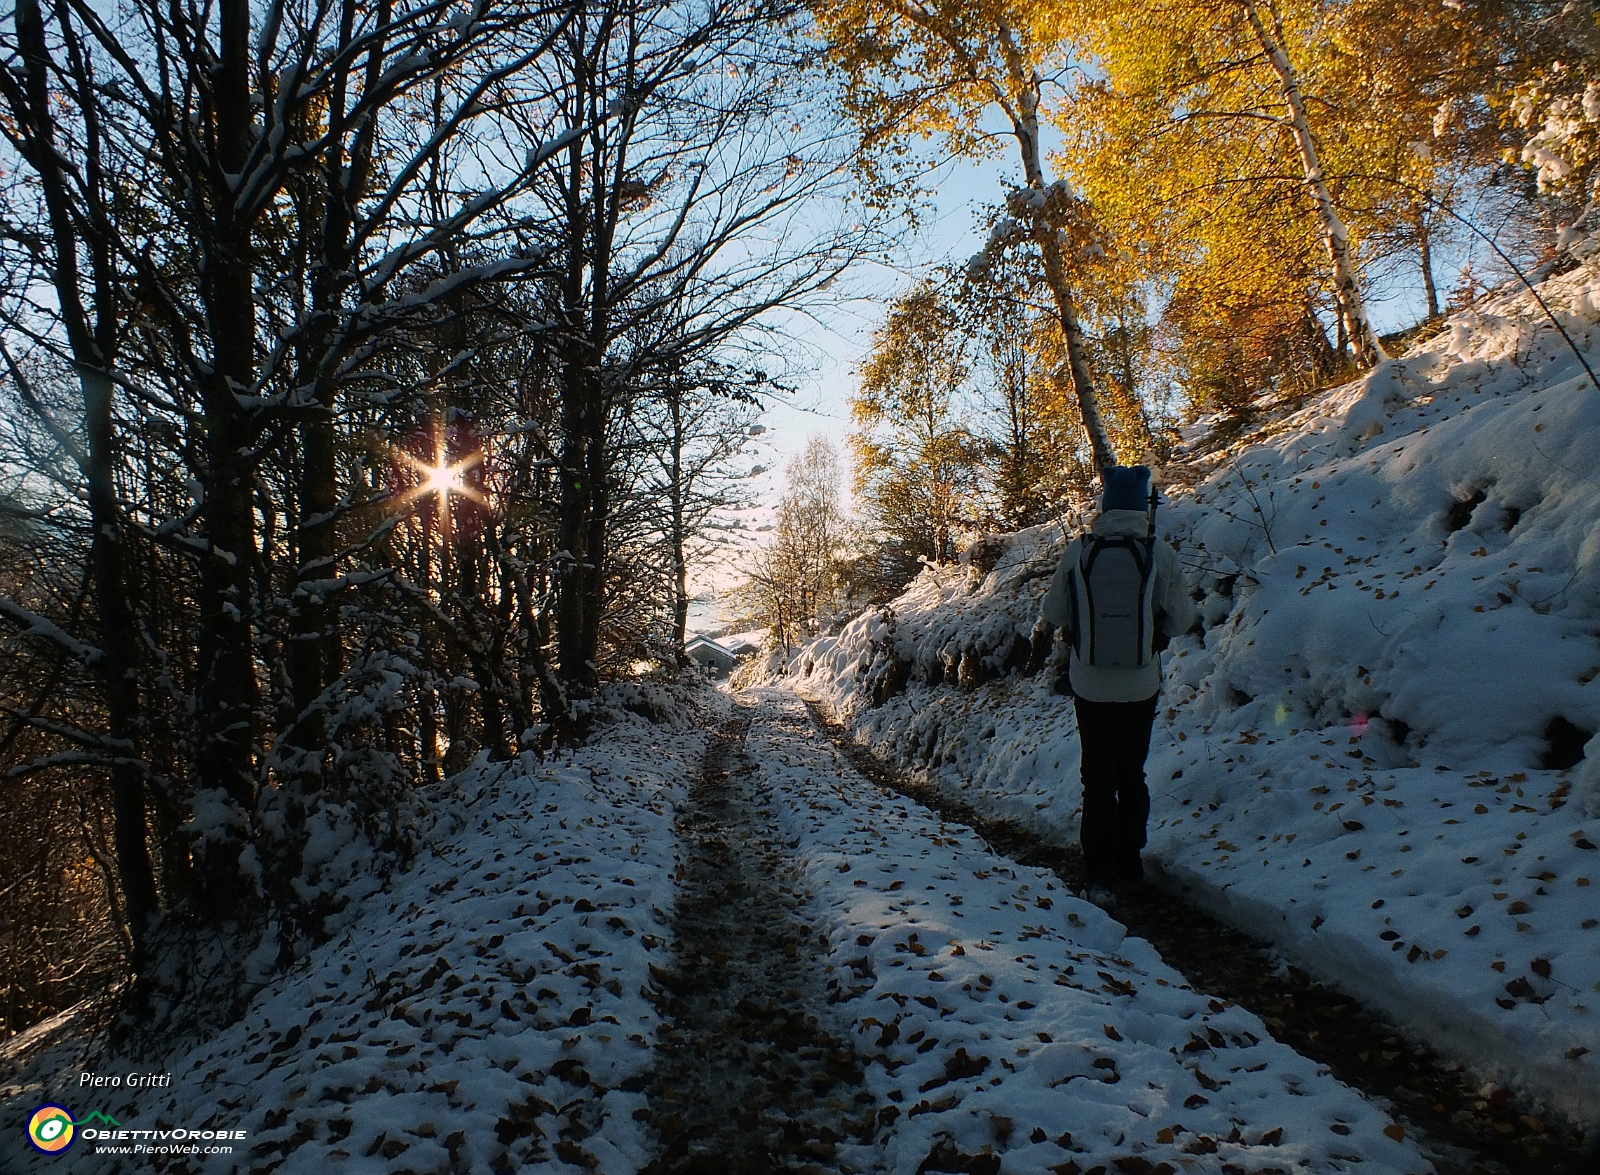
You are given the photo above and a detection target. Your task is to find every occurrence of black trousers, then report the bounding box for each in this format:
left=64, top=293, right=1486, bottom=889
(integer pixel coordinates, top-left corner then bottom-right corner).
left=1074, top=693, right=1159, bottom=886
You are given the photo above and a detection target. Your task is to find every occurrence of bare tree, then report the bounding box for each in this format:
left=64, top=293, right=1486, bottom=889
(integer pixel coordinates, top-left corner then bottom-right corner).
left=0, top=0, right=160, bottom=966
left=632, top=358, right=762, bottom=662
left=0, top=0, right=879, bottom=1032
left=503, top=0, right=878, bottom=729
left=0, top=0, right=580, bottom=1004
left=738, top=435, right=846, bottom=649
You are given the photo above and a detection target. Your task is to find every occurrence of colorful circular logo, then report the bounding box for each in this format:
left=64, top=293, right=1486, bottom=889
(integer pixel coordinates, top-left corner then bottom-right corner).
left=27, top=1105, right=75, bottom=1154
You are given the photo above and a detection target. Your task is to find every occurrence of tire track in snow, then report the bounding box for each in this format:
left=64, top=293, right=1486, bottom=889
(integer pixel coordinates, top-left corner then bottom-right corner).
left=641, top=704, right=875, bottom=1174
left=798, top=694, right=1596, bottom=1175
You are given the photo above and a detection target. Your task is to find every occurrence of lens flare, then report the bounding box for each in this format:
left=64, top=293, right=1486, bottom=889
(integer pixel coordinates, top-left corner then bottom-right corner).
left=398, top=448, right=485, bottom=509
left=388, top=420, right=492, bottom=546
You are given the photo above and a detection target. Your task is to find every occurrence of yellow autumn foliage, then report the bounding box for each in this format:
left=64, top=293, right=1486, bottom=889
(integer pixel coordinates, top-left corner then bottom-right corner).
left=1054, top=0, right=1490, bottom=392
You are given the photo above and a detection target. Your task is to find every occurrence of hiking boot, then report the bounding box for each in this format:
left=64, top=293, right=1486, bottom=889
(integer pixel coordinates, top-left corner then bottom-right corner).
left=1083, top=883, right=1118, bottom=909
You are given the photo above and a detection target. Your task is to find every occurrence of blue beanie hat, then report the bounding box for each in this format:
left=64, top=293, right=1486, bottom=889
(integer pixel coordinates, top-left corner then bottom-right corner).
left=1100, top=465, right=1152, bottom=513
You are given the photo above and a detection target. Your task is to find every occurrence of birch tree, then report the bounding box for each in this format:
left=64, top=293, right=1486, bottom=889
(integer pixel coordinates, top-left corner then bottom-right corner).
left=815, top=0, right=1120, bottom=472
left=1236, top=0, right=1386, bottom=365
left=1058, top=0, right=1519, bottom=384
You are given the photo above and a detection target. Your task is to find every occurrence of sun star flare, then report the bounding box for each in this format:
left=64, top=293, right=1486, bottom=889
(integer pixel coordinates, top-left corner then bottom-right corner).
left=398, top=447, right=487, bottom=510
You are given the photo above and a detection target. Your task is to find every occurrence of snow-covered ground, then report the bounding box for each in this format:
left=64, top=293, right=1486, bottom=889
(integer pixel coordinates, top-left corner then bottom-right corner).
left=745, top=687, right=1430, bottom=1174
left=5, top=676, right=1455, bottom=1175
left=1, top=691, right=701, bottom=1175
left=777, top=258, right=1600, bottom=1134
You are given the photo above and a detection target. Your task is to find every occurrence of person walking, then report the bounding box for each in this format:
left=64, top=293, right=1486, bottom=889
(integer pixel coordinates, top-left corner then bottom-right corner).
left=1040, top=466, right=1197, bottom=906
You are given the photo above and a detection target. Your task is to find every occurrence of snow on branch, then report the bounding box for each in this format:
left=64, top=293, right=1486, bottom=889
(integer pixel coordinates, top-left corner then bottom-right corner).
left=0, top=706, right=133, bottom=754
left=4, top=750, right=168, bottom=786
left=290, top=568, right=397, bottom=602
left=0, top=596, right=104, bottom=666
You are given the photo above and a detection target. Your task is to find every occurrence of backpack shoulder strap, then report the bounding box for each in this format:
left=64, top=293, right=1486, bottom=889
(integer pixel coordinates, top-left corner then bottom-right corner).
left=1135, top=534, right=1156, bottom=576
left=1079, top=532, right=1109, bottom=574
left=1067, top=533, right=1095, bottom=656
left=1138, top=535, right=1158, bottom=663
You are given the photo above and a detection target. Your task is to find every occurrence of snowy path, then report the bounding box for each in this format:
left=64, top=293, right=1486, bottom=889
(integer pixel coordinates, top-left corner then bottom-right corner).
left=0, top=681, right=1573, bottom=1175
left=795, top=693, right=1592, bottom=1175
left=641, top=706, right=873, bottom=1173
left=731, top=687, right=1430, bottom=1175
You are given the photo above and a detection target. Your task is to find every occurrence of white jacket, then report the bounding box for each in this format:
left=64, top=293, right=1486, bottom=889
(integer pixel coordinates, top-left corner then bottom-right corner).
left=1039, top=509, right=1197, bottom=703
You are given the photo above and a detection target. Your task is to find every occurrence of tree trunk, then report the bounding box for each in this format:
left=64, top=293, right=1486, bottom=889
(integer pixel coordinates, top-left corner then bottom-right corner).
left=584, top=400, right=610, bottom=661
left=995, top=24, right=1118, bottom=474
left=1417, top=208, right=1440, bottom=320
left=281, top=0, right=398, bottom=775
left=417, top=511, right=442, bottom=782
left=555, top=352, right=604, bottom=713
left=286, top=351, right=338, bottom=761
left=192, top=0, right=262, bottom=900
left=554, top=53, right=619, bottom=726
left=668, top=380, right=691, bottom=663
left=500, top=478, right=565, bottom=743
left=491, top=550, right=520, bottom=755
left=284, top=0, right=377, bottom=763
left=1238, top=0, right=1387, bottom=368
left=1036, top=233, right=1117, bottom=473
left=89, top=365, right=162, bottom=965
left=10, top=0, right=160, bottom=966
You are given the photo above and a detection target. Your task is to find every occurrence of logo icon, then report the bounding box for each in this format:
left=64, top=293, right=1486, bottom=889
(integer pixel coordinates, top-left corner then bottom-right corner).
left=27, top=1105, right=75, bottom=1154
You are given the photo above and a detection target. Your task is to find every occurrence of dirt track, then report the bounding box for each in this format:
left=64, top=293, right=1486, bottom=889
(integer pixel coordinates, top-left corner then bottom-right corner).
left=641, top=705, right=875, bottom=1174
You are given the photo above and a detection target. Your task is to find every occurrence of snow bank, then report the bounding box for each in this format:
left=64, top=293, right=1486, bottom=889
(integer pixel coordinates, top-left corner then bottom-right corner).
left=776, top=260, right=1600, bottom=1132
left=745, top=688, right=1430, bottom=1174
left=1, top=694, right=704, bottom=1175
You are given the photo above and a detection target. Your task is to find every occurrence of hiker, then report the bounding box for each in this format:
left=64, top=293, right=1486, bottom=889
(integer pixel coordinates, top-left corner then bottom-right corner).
left=1040, top=465, right=1197, bottom=905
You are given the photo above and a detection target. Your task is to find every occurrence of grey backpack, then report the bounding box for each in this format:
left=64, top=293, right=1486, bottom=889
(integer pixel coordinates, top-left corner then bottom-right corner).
left=1068, top=534, right=1158, bottom=669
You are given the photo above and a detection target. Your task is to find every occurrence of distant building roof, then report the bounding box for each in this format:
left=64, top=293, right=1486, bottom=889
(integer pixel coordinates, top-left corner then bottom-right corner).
left=685, top=636, right=739, bottom=672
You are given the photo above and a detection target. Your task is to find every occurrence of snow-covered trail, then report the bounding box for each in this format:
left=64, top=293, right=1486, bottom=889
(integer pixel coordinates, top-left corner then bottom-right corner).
left=734, top=686, right=1431, bottom=1175
left=0, top=679, right=1556, bottom=1175
left=641, top=705, right=874, bottom=1173
left=794, top=690, right=1594, bottom=1175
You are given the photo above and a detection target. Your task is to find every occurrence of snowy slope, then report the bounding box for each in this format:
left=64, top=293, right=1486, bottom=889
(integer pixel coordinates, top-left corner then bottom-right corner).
left=744, top=688, right=1430, bottom=1175
left=1, top=690, right=700, bottom=1175
left=778, top=259, right=1600, bottom=1132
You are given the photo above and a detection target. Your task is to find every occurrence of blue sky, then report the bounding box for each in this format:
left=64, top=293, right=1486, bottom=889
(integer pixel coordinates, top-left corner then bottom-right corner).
left=745, top=150, right=1004, bottom=501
